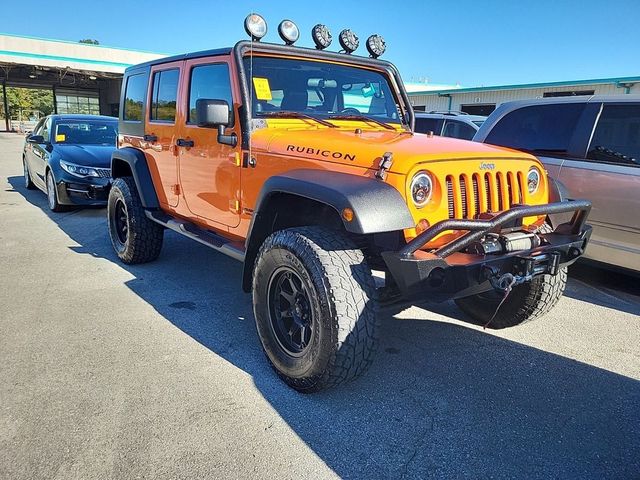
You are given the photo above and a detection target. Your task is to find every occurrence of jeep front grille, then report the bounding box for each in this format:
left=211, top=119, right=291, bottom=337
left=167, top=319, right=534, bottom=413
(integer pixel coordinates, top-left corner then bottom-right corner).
left=445, top=171, right=525, bottom=219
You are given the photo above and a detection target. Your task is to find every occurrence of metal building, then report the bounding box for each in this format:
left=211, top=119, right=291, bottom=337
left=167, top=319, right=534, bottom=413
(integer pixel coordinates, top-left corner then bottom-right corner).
left=0, top=33, right=164, bottom=131
left=408, top=76, right=640, bottom=116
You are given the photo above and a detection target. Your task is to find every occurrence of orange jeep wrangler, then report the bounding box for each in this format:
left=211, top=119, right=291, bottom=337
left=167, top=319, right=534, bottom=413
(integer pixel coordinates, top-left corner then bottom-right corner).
left=108, top=15, right=592, bottom=392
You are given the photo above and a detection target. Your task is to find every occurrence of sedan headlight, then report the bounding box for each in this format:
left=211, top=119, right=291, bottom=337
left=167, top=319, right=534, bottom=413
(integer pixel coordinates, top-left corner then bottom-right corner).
left=410, top=171, right=433, bottom=208
left=527, top=166, right=541, bottom=194
left=60, top=160, right=100, bottom=178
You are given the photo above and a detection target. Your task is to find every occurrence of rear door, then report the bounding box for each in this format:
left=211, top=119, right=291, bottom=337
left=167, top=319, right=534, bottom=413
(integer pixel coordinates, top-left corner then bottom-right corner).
left=177, top=57, right=241, bottom=228
left=558, top=102, right=640, bottom=270
left=144, top=61, right=182, bottom=208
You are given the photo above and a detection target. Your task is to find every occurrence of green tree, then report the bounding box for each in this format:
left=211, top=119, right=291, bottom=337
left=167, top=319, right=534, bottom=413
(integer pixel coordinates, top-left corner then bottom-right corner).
left=5, top=87, right=54, bottom=119
left=79, top=39, right=100, bottom=45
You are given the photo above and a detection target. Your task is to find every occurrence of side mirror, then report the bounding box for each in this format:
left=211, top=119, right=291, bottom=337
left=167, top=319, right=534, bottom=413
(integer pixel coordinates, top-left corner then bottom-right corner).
left=27, top=134, right=45, bottom=144
left=195, top=99, right=237, bottom=147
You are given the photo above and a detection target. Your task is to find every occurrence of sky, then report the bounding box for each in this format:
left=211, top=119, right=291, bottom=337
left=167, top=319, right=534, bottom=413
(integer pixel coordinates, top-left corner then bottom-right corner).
left=2, top=0, right=638, bottom=87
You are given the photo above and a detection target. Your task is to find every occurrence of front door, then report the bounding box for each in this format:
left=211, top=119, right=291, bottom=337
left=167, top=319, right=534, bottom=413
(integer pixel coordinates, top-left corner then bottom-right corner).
left=31, top=117, right=52, bottom=188
left=177, top=58, right=240, bottom=228
left=143, top=61, right=182, bottom=208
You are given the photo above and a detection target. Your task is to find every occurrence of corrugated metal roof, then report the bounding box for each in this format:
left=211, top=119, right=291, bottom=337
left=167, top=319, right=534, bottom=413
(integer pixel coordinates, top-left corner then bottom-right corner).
left=409, top=76, right=640, bottom=95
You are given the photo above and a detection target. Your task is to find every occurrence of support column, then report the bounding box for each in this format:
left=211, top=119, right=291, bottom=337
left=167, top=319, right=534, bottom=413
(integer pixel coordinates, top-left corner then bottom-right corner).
left=52, top=84, right=58, bottom=114
left=2, top=81, right=9, bottom=132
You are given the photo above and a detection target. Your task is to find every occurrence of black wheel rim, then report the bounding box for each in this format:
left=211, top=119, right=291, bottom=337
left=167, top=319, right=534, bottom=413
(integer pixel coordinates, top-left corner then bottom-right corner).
left=267, top=266, right=314, bottom=357
left=113, top=198, right=128, bottom=245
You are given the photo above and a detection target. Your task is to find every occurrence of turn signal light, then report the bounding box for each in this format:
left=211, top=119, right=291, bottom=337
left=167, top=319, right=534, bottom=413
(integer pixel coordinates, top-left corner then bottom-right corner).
left=416, top=219, right=430, bottom=235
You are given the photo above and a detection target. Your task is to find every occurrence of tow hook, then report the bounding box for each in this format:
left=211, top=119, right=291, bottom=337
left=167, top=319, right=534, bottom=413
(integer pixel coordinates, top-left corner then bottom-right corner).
left=483, top=266, right=526, bottom=293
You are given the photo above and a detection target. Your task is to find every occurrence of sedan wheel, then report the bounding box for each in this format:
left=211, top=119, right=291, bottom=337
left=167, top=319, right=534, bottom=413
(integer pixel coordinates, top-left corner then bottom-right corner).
left=46, top=171, right=65, bottom=212
left=23, top=159, right=35, bottom=190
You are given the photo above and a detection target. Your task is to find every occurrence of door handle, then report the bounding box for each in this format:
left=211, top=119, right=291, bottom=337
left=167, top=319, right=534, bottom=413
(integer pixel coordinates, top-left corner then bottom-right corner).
left=176, top=138, right=194, bottom=147
left=143, top=134, right=157, bottom=142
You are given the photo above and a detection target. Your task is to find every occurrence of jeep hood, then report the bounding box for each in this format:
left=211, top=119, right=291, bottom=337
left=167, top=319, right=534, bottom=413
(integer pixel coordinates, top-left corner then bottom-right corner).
left=251, top=126, right=536, bottom=175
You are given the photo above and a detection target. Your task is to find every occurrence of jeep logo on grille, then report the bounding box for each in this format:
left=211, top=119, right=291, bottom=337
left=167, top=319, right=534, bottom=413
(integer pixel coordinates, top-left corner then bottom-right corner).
left=479, top=162, right=496, bottom=170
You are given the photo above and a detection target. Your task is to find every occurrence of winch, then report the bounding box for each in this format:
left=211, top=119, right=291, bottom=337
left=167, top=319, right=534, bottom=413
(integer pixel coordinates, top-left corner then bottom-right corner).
left=468, top=231, right=541, bottom=255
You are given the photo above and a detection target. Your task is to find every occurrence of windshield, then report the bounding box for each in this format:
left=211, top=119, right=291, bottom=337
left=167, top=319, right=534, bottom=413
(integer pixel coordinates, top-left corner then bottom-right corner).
left=53, top=120, right=117, bottom=145
left=243, top=56, right=405, bottom=126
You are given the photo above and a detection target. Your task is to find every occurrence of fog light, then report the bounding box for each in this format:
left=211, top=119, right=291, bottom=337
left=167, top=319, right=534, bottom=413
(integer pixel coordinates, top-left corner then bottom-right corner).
left=278, top=19, right=299, bottom=45
left=244, top=13, right=267, bottom=41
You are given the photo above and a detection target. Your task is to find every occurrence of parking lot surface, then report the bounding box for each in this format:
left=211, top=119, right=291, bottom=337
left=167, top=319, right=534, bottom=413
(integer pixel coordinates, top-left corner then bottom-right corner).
left=0, top=132, right=638, bottom=479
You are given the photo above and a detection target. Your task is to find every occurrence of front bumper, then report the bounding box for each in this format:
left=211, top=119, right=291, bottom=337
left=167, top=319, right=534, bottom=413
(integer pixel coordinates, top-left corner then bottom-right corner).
left=55, top=175, right=110, bottom=206
left=382, top=200, right=592, bottom=302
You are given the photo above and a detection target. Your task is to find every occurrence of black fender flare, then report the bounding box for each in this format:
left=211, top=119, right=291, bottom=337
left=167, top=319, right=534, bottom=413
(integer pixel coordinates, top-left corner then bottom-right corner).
left=242, top=169, right=414, bottom=291
left=548, top=176, right=569, bottom=203
left=110, top=147, right=159, bottom=209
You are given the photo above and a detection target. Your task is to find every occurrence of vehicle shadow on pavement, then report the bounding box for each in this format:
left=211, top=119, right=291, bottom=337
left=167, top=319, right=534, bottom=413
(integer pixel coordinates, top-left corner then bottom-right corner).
left=8, top=177, right=640, bottom=479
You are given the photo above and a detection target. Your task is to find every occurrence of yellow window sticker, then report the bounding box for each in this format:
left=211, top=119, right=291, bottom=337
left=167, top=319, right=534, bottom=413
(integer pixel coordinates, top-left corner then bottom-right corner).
left=252, top=77, right=272, bottom=101
left=55, top=134, right=66, bottom=142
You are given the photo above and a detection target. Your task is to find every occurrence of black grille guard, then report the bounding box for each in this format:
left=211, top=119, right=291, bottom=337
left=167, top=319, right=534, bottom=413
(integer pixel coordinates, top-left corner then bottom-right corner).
left=399, top=199, right=591, bottom=258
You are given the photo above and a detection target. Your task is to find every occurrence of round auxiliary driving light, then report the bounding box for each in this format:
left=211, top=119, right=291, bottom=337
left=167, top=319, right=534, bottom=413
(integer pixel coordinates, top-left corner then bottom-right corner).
left=312, top=24, right=332, bottom=49
left=278, top=19, right=299, bottom=45
left=366, top=34, right=386, bottom=58
left=338, top=29, right=359, bottom=54
left=244, top=13, right=267, bottom=41
left=527, top=166, right=541, bottom=194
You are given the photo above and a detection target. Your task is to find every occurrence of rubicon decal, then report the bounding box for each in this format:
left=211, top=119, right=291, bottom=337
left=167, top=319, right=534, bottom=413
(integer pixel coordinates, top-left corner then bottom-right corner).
left=286, top=145, right=356, bottom=161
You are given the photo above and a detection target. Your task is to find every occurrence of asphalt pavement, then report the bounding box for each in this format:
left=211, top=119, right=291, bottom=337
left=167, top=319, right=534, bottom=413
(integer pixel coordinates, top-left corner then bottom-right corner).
left=0, top=132, right=638, bottom=479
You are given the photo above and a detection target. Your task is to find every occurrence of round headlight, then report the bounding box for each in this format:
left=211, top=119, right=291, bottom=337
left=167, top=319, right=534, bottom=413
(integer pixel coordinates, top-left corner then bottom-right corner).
left=278, top=19, right=299, bottom=45
left=411, top=172, right=433, bottom=208
left=366, top=34, right=386, bottom=58
left=244, top=13, right=267, bottom=41
left=311, top=24, right=332, bottom=49
left=527, top=167, right=541, bottom=194
left=338, top=29, right=359, bottom=54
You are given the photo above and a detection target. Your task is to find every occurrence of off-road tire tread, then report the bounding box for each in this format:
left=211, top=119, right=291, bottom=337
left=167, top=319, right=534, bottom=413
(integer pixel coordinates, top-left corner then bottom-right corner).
left=108, top=177, right=163, bottom=264
left=455, top=222, right=567, bottom=328
left=253, top=226, right=379, bottom=392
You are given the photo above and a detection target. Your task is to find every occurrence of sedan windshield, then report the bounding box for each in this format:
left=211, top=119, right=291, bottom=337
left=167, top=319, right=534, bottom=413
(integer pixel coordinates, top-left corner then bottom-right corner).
left=53, top=120, right=117, bottom=145
left=244, top=56, right=406, bottom=126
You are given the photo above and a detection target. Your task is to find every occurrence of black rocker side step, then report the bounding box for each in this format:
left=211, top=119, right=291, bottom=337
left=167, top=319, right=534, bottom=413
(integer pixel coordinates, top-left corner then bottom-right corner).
left=145, top=210, right=245, bottom=262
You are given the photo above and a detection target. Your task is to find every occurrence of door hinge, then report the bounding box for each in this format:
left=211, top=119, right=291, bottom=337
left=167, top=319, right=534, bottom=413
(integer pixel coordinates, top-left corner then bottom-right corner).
left=230, top=199, right=240, bottom=213
left=172, top=184, right=181, bottom=195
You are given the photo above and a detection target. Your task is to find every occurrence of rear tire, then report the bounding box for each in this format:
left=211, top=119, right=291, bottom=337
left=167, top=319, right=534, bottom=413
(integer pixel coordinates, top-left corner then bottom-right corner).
left=252, top=226, right=379, bottom=392
left=108, top=177, right=164, bottom=264
left=23, top=158, right=35, bottom=190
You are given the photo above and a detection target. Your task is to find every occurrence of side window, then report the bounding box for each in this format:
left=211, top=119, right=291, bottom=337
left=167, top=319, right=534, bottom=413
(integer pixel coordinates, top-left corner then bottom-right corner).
left=485, top=103, right=585, bottom=153
left=443, top=120, right=476, bottom=140
left=415, top=117, right=440, bottom=134
left=587, top=104, right=640, bottom=167
left=41, top=118, right=52, bottom=142
left=150, top=69, right=179, bottom=122
left=123, top=73, right=146, bottom=121
left=32, top=118, right=45, bottom=136
left=188, top=63, right=233, bottom=124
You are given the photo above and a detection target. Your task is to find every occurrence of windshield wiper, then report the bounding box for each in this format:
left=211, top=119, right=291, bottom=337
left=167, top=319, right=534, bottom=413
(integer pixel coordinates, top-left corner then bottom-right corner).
left=327, top=114, right=397, bottom=130
left=259, top=111, right=336, bottom=128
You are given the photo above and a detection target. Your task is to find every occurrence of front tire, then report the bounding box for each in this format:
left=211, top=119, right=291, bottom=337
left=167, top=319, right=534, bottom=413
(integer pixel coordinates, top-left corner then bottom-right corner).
left=108, top=177, right=164, bottom=264
left=46, top=170, right=66, bottom=212
left=252, top=227, right=379, bottom=392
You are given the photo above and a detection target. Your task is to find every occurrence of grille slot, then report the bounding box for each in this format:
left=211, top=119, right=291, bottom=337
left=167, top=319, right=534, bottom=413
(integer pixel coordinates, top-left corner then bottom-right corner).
left=446, top=169, right=526, bottom=219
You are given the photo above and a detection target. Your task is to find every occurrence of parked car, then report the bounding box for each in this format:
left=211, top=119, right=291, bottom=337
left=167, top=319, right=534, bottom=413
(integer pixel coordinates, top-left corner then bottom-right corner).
left=414, top=111, right=486, bottom=140
left=23, top=114, right=118, bottom=211
left=105, top=14, right=591, bottom=392
left=475, top=95, right=640, bottom=273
